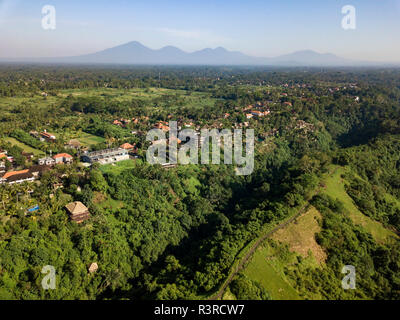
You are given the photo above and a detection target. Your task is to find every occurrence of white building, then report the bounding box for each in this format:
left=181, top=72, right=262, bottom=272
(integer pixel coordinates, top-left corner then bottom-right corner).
left=81, top=148, right=129, bottom=165
left=38, top=157, right=56, bottom=166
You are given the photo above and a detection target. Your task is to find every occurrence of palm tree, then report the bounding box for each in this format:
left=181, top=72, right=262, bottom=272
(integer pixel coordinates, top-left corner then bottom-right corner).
left=0, top=185, right=10, bottom=211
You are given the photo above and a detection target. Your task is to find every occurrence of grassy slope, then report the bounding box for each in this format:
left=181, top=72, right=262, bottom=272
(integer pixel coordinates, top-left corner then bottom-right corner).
left=271, top=206, right=326, bottom=265
left=242, top=206, right=325, bottom=300
left=242, top=243, right=302, bottom=300
left=239, top=165, right=397, bottom=300
left=322, top=166, right=396, bottom=243
left=3, top=137, right=45, bottom=156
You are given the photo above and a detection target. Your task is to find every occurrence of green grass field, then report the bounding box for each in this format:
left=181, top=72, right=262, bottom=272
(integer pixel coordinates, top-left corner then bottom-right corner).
left=76, top=132, right=106, bottom=147
left=322, top=166, right=396, bottom=243
left=3, top=137, right=45, bottom=156
left=241, top=242, right=302, bottom=300
left=99, top=159, right=139, bottom=175
left=57, top=87, right=219, bottom=109
left=0, top=95, right=60, bottom=113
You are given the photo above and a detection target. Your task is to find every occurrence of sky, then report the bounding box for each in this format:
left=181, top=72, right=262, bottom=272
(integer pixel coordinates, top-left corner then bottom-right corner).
left=0, top=0, right=399, bottom=62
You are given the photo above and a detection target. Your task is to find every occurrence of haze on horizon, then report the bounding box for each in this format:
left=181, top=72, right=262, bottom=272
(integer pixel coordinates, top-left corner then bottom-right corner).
left=0, top=0, right=399, bottom=63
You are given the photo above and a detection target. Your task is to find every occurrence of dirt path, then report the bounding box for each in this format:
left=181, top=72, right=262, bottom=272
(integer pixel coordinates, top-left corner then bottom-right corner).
left=209, top=169, right=336, bottom=300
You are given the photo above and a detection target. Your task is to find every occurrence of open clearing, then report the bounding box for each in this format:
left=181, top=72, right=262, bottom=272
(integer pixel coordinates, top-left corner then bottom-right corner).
left=4, top=137, right=45, bottom=156
left=322, top=166, right=396, bottom=243
left=99, top=159, right=138, bottom=175
left=271, top=206, right=327, bottom=265
left=76, top=132, right=106, bottom=147
left=242, top=242, right=302, bottom=300
left=239, top=165, right=397, bottom=300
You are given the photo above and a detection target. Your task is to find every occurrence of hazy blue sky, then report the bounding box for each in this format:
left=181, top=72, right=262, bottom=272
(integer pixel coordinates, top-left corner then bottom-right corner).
left=0, top=0, right=399, bottom=61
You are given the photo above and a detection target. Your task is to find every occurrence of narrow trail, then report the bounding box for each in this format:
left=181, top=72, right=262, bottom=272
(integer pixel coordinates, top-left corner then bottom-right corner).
left=209, top=168, right=336, bottom=300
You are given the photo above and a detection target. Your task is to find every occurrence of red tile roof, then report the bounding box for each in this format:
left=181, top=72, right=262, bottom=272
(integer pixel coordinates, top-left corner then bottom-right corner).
left=40, top=132, right=56, bottom=139
left=3, top=169, right=30, bottom=180
left=53, top=153, right=73, bottom=159
left=120, top=143, right=135, bottom=150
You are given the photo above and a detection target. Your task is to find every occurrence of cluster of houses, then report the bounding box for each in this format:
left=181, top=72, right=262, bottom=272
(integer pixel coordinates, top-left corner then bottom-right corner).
left=154, top=121, right=170, bottom=132
left=38, top=153, right=73, bottom=166
left=113, top=117, right=141, bottom=128
left=242, top=102, right=272, bottom=120
left=246, top=110, right=271, bottom=119
left=0, top=165, right=51, bottom=185
left=0, top=151, right=73, bottom=185
left=0, top=149, right=13, bottom=164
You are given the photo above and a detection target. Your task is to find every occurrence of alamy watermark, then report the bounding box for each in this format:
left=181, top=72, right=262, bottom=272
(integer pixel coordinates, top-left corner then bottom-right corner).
left=146, top=121, right=254, bottom=176
left=41, top=265, right=56, bottom=290
left=342, top=5, right=356, bottom=30
left=42, top=5, right=56, bottom=30
left=341, top=265, right=356, bottom=290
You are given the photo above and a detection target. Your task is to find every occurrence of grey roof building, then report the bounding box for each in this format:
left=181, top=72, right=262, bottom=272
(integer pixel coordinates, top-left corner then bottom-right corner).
left=81, top=148, right=129, bottom=165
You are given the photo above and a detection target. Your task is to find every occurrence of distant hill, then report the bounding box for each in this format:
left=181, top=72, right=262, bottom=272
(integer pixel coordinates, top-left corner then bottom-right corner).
left=1, top=41, right=379, bottom=66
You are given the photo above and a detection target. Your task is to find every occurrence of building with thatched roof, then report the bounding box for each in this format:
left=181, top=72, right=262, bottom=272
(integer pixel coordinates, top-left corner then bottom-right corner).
left=65, top=201, right=91, bottom=223
left=66, top=139, right=81, bottom=149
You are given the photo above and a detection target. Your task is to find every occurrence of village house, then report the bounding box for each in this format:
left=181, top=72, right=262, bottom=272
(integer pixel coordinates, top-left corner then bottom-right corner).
left=0, top=163, right=52, bottom=185
left=0, top=169, right=35, bottom=185
left=246, top=113, right=254, bottom=119
left=38, top=156, right=56, bottom=166
left=66, top=139, right=81, bottom=150
left=131, top=117, right=139, bottom=124
left=40, top=130, right=56, bottom=142
left=0, top=150, right=13, bottom=163
left=120, top=143, right=137, bottom=155
left=251, top=110, right=265, bottom=117
left=0, top=152, right=7, bottom=161
left=53, top=153, right=73, bottom=164
left=154, top=122, right=170, bottom=132
left=120, top=143, right=136, bottom=151
left=113, top=120, right=124, bottom=126
left=65, top=201, right=91, bottom=223
left=81, top=148, right=129, bottom=165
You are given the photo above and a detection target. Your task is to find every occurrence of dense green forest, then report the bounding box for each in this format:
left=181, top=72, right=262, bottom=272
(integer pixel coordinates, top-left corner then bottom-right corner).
left=0, top=65, right=399, bottom=300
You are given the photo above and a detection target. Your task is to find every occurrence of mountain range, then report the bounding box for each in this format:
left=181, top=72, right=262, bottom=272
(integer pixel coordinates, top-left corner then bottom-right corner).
left=1, top=41, right=384, bottom=66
